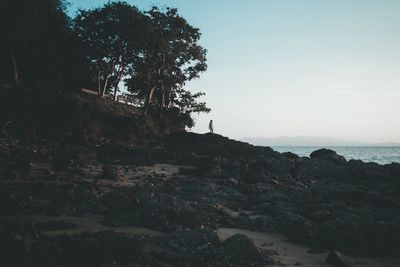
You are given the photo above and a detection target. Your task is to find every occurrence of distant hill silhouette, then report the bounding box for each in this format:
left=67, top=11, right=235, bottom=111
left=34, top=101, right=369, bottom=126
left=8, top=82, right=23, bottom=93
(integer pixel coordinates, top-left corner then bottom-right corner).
left=241, top=136, right=400, bottom=147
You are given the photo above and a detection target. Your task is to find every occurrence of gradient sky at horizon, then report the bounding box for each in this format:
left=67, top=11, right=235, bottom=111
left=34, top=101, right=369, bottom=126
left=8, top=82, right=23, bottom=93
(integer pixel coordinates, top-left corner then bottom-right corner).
left=69, top=0, right=400, bottom=143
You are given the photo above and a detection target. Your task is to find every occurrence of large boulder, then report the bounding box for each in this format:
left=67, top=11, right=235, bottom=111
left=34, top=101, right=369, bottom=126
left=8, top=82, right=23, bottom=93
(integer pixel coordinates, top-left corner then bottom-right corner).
left=310, top=149, right=346, bottom=164
left=221, top=234, right=273, bottom=266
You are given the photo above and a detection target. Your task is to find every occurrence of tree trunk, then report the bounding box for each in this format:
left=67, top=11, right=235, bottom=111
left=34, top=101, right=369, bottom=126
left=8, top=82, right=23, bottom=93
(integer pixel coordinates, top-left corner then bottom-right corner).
left=164, top=86, right=173, bottom=108
left=144, top=85, right=157, bottom=114
left=97, top=71, right=101, bottom=96
left=167, top=87, right=172, bottom=108
left=11, top=46, right=20, bottom=86
left=113, top=74, right=121, bottom=102
left=159, top=84, right=166, bottom=113
left=113, top=83, right=118, bottom=102
left=101, top=62, right=115, bottom=97
left=113, top=66, right=125, bottom=101
left=162, top=86, right=166, bottom=109
left=102, top=74, right=110, bottom=97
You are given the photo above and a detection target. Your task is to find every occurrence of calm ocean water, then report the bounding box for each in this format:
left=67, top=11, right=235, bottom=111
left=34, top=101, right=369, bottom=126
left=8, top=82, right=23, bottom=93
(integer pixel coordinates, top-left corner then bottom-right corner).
left=271, top=146, right=400, bottom=165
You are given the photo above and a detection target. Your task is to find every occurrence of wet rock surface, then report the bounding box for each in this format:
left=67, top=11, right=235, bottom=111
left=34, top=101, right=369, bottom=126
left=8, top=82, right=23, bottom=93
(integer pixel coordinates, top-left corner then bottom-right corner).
left=1, top=133, right=400, bottom=266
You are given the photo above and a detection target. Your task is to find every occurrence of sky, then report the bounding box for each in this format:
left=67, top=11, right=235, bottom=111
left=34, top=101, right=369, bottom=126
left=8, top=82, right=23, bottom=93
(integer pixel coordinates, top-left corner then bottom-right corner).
left=69, top=0, right=400, bottom=143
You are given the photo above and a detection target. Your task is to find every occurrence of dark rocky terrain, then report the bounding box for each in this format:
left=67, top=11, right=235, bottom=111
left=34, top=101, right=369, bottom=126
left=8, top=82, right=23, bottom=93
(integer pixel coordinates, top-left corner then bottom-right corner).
left=1, top=131, right=400, bottom=266
left=1, top=89, right=400, bottom=266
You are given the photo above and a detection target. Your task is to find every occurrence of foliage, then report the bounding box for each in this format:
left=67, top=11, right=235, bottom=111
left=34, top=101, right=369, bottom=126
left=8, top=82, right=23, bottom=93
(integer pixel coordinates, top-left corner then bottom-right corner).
left=173, top=90, right=210, bottom=114
left=0, top=0, right=79, bottom=89
left=0, top=0, right=210, bottom=128
left=73, top=2, right=147, bottom=99
left=167, top=88, right=211, bottom=128
left=126, top=7, right=208, bottom=111
left=171, top=89, right=210, bottom=128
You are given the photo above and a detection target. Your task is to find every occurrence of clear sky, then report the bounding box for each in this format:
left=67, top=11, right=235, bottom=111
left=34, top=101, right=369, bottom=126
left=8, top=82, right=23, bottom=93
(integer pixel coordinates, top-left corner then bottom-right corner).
left=69, top=0, right=400, bottom=143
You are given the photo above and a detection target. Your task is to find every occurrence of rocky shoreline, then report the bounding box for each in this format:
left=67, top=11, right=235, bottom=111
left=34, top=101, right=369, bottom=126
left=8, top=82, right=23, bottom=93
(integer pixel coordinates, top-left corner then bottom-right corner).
left=1, top=133, right=400, bottom=266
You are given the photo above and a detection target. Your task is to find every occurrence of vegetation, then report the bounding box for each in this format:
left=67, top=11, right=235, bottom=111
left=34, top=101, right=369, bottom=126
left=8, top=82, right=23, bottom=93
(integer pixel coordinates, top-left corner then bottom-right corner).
left=0, top=0, right=210, bottom=128
left=126, top=7, right=207, bottom=113
left=0, top=0, right=75, bottom=89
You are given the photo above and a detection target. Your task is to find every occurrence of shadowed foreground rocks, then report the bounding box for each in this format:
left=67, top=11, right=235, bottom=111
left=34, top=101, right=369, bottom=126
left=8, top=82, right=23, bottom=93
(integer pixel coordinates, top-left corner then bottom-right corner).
left=0, top=132, right=400, bottom=266
left=325, top=251, right=353, bottom=267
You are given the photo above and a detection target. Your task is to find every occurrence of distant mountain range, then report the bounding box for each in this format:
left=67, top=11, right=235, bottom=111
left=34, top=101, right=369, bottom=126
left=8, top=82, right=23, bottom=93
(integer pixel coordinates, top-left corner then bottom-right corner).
left=240, top=136, right=400, bottom=147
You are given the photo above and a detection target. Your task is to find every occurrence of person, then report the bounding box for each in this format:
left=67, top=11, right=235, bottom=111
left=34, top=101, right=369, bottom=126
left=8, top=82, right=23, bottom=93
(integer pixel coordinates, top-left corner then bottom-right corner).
left=208, top=120, right=214, bottom=133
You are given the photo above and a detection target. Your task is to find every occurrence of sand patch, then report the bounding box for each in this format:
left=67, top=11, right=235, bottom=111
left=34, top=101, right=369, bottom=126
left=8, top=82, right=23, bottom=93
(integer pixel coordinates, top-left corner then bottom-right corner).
left=217, top=227, right=400, bottom=267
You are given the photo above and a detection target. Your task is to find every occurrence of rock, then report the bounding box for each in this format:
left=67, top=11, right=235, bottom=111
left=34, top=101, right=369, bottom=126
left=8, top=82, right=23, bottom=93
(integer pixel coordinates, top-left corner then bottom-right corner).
left=282, top=152, right=299, bottom=160
left=325, top=251, right=353, bottom=267
left=221, top=234, right=273, bottom=266
left=348, top=159, right=363, bottom=166
left=228, top=177, right=239, bottom=185
left=310, top=149, right=346, bottom=164
left=2, top=130, right=400, bottom=261
left=101, top=164, right=118, bottom=180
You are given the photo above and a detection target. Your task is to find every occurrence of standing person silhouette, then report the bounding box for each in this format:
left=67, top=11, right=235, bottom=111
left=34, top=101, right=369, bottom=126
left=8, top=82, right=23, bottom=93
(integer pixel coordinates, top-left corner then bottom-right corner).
left=209, top=120, right=214, bottom=134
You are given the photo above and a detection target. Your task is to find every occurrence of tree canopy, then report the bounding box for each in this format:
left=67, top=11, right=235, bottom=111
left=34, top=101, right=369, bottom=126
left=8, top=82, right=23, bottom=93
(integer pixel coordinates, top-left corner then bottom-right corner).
left=0, top=0, right=210, bottom=128
left=73, top=2, right=147, bottom=100
left=127, top=7, right=207, bottom=113
left=0, top=0, right=73, bottom=88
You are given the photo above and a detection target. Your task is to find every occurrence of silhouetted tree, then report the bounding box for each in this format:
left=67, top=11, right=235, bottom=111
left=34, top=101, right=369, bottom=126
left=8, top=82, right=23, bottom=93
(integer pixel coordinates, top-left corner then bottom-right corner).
left=73, top=2, right=147, bottom=100
left=171, top=89, right=210, bottom=127
left=0, top=0, right=210, bottom=128
left=0, top=0, right=72, bottom=89
left=127, top=7, right=207, bottom=112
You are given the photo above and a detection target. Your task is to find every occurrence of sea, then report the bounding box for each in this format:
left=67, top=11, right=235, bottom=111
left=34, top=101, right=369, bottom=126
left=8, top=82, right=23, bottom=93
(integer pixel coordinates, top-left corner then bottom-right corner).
left=271, top=146, right=400, bottom=165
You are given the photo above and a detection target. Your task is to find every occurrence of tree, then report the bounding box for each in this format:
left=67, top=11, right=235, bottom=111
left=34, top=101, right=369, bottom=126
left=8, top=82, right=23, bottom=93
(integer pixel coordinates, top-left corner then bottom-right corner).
left=73, top=2, right=147, bottom=100
left=127, top=7, right=207, bottom=112
left=0, top=0, right=72, bottom=88
left=0, top=1, right=211, bottom=128
left=171, top=89, right=210, bottom=128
